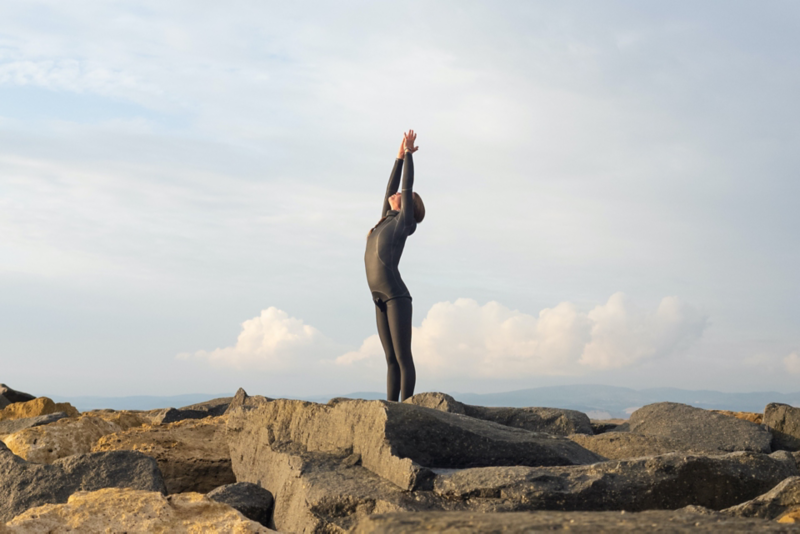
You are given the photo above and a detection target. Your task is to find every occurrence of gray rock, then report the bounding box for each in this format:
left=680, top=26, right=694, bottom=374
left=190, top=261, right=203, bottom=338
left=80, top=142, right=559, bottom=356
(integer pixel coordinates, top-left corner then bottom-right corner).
left=224, top=387, right=272, bottom=415
left=628, top=402, right=772, bottom=453
left=0, top=446, right=167, bottom=522
left=0, top=412, right=68, bottom=437
left=568, top=432, right=718, bottom=460
left=590, top=419, right=627, bottom=434
left=207, top=482, right=274, bottom=527
left=151, top=407, right=212, bottom=425
left=434, top=451, right=799, bottom=511
left=227, top=398, right=604, bottom=491
left=405, top=392, right=593, bottom=436
left=180, top=396, right=233, bottom=417
left=723, top=476, right=800, bottom=519
left=764, top=403, right=800, bottom=451
left=0, top=394, right=9, bottom=410
left=350, top=510, right=800, bottom=533
left=231, top=440, right=450, bottom=533
left=0, top=383, right=35, bottom=404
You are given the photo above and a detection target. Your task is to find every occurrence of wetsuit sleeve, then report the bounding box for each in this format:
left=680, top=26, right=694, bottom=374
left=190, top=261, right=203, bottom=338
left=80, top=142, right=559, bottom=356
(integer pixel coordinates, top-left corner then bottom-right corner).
left=400, top=151, right=414, bottom=226
left=382, top=158, right=403, bottom=216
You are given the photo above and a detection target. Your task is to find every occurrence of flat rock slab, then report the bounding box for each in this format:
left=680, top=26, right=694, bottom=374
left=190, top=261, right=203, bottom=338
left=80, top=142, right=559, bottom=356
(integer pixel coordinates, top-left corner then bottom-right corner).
left=3, top=415, right=123, bottom=463
left=0, top=384, right=35, bottom=404
left=0, top=446, right=166, bottom=522
left=434, top=451, right=799, bottom=512
left=350, top=510, right=800, bottom=533
left=724, top=476, right=800, bottom=520
left=93, top=417, right=235, bottom=494
left=0, top=413, right=67, bottom=438
left=230, top=440, right=451, bottom=533
left=628, top=402, right=772, bottom=453
left=765, top=403, right=800, bottom=451
left=4, top=488, right=275, bottom=533
left=406, top=392, right=593, bottom=436
left=180, top=396, right=233, bottom=417
left=227, top=398, right=603, bottom=491
left=207, top=482, right=274, bottom=527
left=568, top=432, right=717, bottom=460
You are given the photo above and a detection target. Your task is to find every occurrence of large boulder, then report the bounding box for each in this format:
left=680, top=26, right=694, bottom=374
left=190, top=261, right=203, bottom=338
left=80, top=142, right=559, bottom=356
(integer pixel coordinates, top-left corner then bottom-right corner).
left=93, top=417, right=235, bottom=494
left=350, top=510, right=800, bottom=533
left=224, top=387, right=272, bottom=415
left=628, top=402, right=772, bottom=453
left=567, top=432, right=711, bottom=460
left=0, top=445, right=166, bottom=522
left=3, top=415, right=124, bottom=463
left=723, top=476, right=800, bottom=520
left=0, top=384, right=35, bottom=404
left=4, top=488, right=275, bottom=533
left=181, top=396, right=233, bottom=417
left=81, top=409, right=148, bottom=430
left=764, top=403, right=800, bottom=451
left=207, top=482, right=274, bottom=527
left=405, top=392, right=593, bottom=436
left=433, top=451, right=799, bottom=512
left=0, top=397, right=78, bottom=422
left=0, top=413, right=68, bottom=438
left=227, top=398, right=603, bottom=491
left=230, top=439, right=449, bottom=533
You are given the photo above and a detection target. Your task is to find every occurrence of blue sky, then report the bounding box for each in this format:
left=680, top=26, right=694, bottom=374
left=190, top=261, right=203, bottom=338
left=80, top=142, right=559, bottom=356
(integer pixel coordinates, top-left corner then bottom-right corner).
left=1, top=1, right=798, bottom=397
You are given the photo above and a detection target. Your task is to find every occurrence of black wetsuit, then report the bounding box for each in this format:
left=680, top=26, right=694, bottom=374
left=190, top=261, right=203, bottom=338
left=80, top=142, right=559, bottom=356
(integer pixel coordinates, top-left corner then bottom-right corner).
left=364, top=153, right=416, bottom=401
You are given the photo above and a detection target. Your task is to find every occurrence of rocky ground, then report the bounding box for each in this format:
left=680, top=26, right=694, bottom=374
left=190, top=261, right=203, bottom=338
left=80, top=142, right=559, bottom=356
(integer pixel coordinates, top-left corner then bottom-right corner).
left=1, top=383, right=800, bottom=532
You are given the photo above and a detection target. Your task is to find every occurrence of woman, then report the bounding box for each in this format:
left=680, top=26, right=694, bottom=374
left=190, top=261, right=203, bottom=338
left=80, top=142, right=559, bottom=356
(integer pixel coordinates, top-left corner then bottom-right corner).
left=365, top=130, right=426, bottom=401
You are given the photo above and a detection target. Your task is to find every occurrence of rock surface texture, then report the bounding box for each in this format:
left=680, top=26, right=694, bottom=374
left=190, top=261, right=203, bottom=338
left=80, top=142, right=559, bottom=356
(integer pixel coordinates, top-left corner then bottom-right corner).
left=0, top=445, right=166, bottom=523
left=711, top=410, right=763, bottom=424
left=350, top=510, right=800, bottom=533
left=207, top=482, right=274, bottom=527
left=0, top=397, right=78, bottom=422
left=765, top=403, right=800, bottom=451
left=181, top=396, right=233, bottom=417
left=0, top=413, right=68, bottom=438
left=93, top=416, right=235, bottom=493
left=628, top=402, right=773, bottom=453
left=227, top=398, right=603, bottom=492
left=3, top=488, right=276, bottom=533
left=405, top=392, right=593, bottom=436
left=3, top=416, right=123, bottom=463
left=724, top=476, right=800, bottom=520
left=433, top=451, right=798, bottom=512
left=567, top=432, right=721, bottom=460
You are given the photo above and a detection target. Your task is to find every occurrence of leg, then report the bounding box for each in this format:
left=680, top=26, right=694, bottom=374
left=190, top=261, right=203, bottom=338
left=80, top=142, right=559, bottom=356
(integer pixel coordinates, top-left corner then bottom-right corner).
left=386, top=298, right=416, bottom=401
left=375, top=300, right=401, bottom=401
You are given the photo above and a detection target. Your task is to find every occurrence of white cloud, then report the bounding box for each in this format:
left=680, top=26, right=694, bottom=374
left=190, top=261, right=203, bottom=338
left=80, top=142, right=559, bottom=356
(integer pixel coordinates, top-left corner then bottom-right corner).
left=785, top=352, right=800, bottom=375
left=177, top=307, right=338, bottom=370
left=335, top=293, right=708, bottom=378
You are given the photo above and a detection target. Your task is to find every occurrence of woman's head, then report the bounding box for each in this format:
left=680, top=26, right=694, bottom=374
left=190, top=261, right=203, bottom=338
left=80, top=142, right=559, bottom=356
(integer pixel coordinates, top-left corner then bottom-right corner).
left=388, top=192, right=425, bottom=223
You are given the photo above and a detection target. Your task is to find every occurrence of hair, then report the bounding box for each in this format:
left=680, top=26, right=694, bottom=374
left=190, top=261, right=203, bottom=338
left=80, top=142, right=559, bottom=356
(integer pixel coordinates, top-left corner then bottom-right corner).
left=368, top=192, right=425, bottom=236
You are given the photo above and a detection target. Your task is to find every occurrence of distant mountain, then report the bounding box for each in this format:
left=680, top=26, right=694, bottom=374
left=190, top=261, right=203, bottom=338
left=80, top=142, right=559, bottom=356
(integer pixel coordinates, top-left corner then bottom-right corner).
left=54, top=385, right=800, bottom=419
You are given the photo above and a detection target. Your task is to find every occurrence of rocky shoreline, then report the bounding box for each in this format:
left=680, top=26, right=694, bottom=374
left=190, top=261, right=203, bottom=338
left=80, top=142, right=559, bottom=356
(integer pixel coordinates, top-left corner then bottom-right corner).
left=2, top=383, right=800, bottom=532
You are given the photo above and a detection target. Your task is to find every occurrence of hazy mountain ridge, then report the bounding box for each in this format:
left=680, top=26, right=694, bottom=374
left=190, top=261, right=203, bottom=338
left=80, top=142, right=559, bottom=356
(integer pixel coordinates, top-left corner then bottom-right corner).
left=54, top=385, right=800, bottom=418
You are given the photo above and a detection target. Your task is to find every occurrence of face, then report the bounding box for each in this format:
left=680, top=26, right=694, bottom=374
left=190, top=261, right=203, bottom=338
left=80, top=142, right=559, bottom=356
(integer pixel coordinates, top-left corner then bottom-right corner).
left=389, top=192, right=402, bottom=210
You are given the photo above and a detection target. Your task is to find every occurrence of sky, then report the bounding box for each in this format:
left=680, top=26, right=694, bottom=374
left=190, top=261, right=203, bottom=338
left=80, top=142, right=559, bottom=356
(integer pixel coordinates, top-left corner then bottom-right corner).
left=1, top=1, right=798, bottom=398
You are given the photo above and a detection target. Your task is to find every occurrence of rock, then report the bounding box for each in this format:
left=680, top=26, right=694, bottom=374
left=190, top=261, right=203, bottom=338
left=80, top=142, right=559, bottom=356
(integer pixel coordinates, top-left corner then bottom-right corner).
left=405, top=392, right=593, bottom=436
left=765, top=403, right=800, bottom=451
left=567, top=432, right=711, bottom=459
left=2, top=415, right=123, bottom=463
left=4, top=488, right=276, bottom=533
left=779, top=509, right=800, bottom=524
left=231, top=439, right=449, bottom=533
left=0, top=397, right=77, bottom=422
left=93, top=417, right=235, bottom=494
left=152, top=407, right=213, bottom=425
left=82, top=409, right=147, bottom=430
left=711, top=410, right=763, bottom=424
left=0, top=413, right=68, bottom=438
left=0, top=446, right=166, bottom=523
left=0, top=384, right=35, bottom=404
left=591, top=419, right=627, bottom=434
left=723, top=476, right=800, bottom=519
left=434, top=451, right=799, bottom=512
left=0, top=395, right=9, bottom=410
left=350, top=510, right=800, bottom=533
left=180, top=396, right=233, bottom=417
left=227, top=398, right=604, bottom=491
left=207, top=482, right=274, bottom=527
left=628, top=402, right=772, bottom=453
left=224, top=387, right=272, bottom=415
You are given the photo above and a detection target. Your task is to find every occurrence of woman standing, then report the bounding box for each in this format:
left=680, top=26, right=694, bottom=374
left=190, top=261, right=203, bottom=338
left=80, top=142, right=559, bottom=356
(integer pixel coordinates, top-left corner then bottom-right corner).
left=365, top=130, right=426, bottom=401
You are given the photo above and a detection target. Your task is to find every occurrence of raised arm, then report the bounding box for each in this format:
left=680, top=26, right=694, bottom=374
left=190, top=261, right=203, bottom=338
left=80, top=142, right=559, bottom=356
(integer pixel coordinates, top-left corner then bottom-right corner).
left=400, top=130, right=417, bottom=226
left=382, top=155, right=403, bottom=217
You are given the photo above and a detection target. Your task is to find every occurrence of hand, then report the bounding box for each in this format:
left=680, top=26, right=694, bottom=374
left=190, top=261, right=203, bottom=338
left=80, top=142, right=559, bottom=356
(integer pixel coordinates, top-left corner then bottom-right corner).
left=397, top=137, right=406, bottom=160
left=403, top=130, right=419, bottom=154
